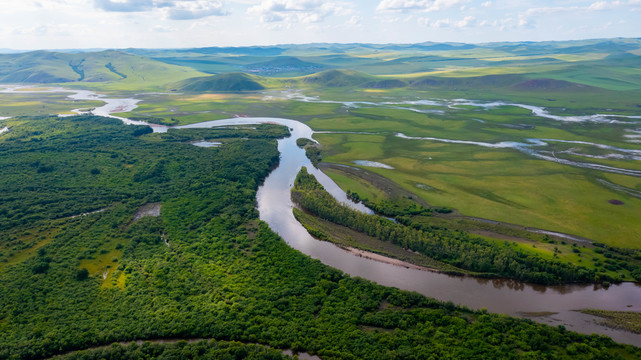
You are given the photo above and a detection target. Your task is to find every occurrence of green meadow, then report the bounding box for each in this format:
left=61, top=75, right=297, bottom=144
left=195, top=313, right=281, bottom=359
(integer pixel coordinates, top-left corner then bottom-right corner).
left=0, top=92, right=104, bottom=117
left=316, top=130, right=641, bottom=248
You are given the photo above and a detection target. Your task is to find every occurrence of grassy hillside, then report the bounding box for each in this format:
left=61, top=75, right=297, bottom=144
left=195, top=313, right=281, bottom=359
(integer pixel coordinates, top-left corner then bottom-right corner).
left=244, top=56, right=325, bottom=76
left=2, top=38, right=640, bottom=92
left=175, top=72, right=266, bottom=92
left=124, top=38, right=641, bottom=82
left=0, top=50, right=204, bottom=90
left=301, top=69, right=374, bottom=87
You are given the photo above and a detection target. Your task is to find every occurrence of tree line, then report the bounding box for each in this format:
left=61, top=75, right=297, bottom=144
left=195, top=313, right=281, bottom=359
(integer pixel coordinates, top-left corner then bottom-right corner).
left=292, top=167, right=611, bottom=285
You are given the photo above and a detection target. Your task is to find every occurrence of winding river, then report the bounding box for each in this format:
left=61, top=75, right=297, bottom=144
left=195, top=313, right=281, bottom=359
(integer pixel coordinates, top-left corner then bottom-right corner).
left=178, top=117, right=641, bottom=347
left=2, top=86, right=641, bottom=346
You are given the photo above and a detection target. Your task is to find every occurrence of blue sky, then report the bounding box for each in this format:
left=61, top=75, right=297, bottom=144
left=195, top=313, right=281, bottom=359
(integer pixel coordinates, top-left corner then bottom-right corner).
left=1, top=0, right=640, bottom=49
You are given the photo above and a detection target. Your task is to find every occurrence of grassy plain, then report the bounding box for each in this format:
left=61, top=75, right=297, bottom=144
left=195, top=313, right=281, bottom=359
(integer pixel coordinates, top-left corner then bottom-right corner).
left=0, top=92, right=104, bottom=117
left=3, top=81, right=640, bottom=251
left=322, top=162, right=638, bottom=281
left=316, top=131, right=641, bottom=248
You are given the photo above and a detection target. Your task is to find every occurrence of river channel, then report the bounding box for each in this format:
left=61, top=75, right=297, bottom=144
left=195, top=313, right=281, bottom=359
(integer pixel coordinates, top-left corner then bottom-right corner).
left=2, top=86, right=641, bottom=346
left=177, top=117, right=641, bottom=347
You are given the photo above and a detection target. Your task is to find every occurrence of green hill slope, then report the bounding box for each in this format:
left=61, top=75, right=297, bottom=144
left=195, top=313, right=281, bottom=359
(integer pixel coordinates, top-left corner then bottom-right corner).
left=175, top=72, right=266, bottom=92
left=0, top=50, right=204, bottom=89
left=302, top=69, right=374, bottom=87
left=244, top=56, right=325, bottom=76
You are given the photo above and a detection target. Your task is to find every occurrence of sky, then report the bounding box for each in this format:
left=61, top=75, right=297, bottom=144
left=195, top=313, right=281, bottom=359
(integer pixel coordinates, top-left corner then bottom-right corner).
left=0, top=0, right=640, bottom=49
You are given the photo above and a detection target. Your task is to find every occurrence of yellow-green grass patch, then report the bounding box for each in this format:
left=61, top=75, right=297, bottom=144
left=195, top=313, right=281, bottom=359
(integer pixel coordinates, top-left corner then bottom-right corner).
left=323, top=167, right=388, bottom=203
left=603, top=173, right=641, bottom=191
left=0, top=226, right=60, bottom=270
left=0, top=93, right=104, bottom=118
left=477, top=235, right=628, bottom=280
left=79, top=249, right=122, bottom=286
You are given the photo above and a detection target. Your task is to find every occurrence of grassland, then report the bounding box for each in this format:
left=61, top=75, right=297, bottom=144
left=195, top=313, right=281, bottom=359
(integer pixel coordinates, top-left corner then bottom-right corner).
left=321, top=161, right=639, bottom=282
left=316, top=130, right=641, bottom=248
left=0, top=92, right=104, bottom=117
left=0, top=50, right=206, bottom=92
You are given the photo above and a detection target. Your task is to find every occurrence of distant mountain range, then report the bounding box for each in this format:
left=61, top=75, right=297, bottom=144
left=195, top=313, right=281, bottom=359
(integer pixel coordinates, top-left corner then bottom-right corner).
left=1, top=38, right=640, bottom=92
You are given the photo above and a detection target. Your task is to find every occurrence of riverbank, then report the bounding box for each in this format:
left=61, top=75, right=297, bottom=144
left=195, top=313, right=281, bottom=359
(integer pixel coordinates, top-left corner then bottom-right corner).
left=293, top=207, right=457, bottom=274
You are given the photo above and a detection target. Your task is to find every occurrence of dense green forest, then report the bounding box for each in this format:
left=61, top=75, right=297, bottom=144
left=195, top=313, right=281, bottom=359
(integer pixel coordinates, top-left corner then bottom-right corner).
left=53, top=340, right=292, bottom=359
left=0, top=116, right=639, bottom=359
left=296, top=138, right=322, bottom=167
left=291, top=168, right=620, bottom=285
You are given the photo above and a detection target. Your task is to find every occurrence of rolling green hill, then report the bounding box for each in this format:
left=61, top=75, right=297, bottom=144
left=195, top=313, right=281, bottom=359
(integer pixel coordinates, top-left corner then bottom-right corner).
left=0, top=50, right=204, bottom=89
left=175, top=72, right=266, bottom=92
left=244, top=56, right=325, bottom=76
left=122, top=38, right=641, bottom=76
left=301, top=69, right=373, bottom=87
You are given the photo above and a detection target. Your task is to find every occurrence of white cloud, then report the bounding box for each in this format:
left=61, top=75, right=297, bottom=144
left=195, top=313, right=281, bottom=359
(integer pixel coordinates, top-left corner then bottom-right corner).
left=589, top=1, right=609, bottom=10
left=588, top=0, right=641, bottom=10
left=93, top=0, right=228, bottom=19
left=9, top=23, right=90, bottom=37
left=152, top=25, right=174, bottom=32
left=1, top=0, right=88, bottom=13
left=514, top=6, right=581, bottom=29
left=94, top=0, right=155, bottom=12
left=423, top=15, right=475, bottom=28
left=347, top=15, right=361, bottom=26
left=376, top=0, right=469, bottom=13
left=524, top=6, right=580, bottom=16
left=519, top=0, right=641, bottom=24
left=247, top=0, right=355, bottom=24
left=163, top=1, right=228, bottom=20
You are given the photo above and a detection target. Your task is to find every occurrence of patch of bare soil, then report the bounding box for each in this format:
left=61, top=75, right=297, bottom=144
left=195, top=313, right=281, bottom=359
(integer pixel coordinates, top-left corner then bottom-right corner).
left=133, top=202, right=161, bottom=221
left=345, top=246, right=438, bottom=272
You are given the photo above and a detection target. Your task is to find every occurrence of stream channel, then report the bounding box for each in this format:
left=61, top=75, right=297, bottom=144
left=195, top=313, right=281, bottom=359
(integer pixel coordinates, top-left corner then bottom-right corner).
left=2, top=86, right=640, bottom=347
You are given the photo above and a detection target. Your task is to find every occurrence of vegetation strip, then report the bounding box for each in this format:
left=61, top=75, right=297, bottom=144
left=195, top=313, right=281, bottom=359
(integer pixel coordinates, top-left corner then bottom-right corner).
left=291, top=167, right=618, bottom=285
left=49, top=338, right=314, bottom=360
left=292, top=207, right=452, bottom=273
